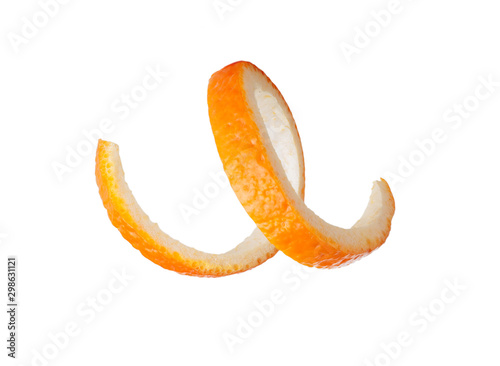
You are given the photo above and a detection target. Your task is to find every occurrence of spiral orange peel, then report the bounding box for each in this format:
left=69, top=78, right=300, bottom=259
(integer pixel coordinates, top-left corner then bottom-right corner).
left=96, top=61, right=395, bottom=277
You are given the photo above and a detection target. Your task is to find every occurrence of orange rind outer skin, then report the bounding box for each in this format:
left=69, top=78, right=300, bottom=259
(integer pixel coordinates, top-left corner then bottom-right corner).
left=96, top=141, right=218, bottom=276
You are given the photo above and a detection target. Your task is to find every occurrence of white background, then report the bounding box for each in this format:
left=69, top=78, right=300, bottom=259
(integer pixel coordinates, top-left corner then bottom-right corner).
left=1, top=0, right=499, bottom=365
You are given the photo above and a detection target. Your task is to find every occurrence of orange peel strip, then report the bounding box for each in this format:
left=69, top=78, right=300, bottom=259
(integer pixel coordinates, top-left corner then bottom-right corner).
left=208, top=61, right=395, bottom=268
left=95, top=98, right=305, bottom=276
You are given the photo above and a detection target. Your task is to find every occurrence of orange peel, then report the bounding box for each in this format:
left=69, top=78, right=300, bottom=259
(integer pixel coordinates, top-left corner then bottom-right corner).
left=96, top=60, right=395, bottom=277
left=208, top=61, right=395, bottom=268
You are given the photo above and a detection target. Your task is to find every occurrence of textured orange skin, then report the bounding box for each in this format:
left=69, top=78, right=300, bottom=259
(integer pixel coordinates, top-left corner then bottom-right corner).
left=208, top=61, right=395, bottom=268
left=96, top=142, right=217, bottom=277
left=96, top=140, right=280, bottom=277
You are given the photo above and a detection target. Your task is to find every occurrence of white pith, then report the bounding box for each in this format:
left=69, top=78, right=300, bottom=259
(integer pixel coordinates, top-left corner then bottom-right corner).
left=254, top=88, right=301, bottom=193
